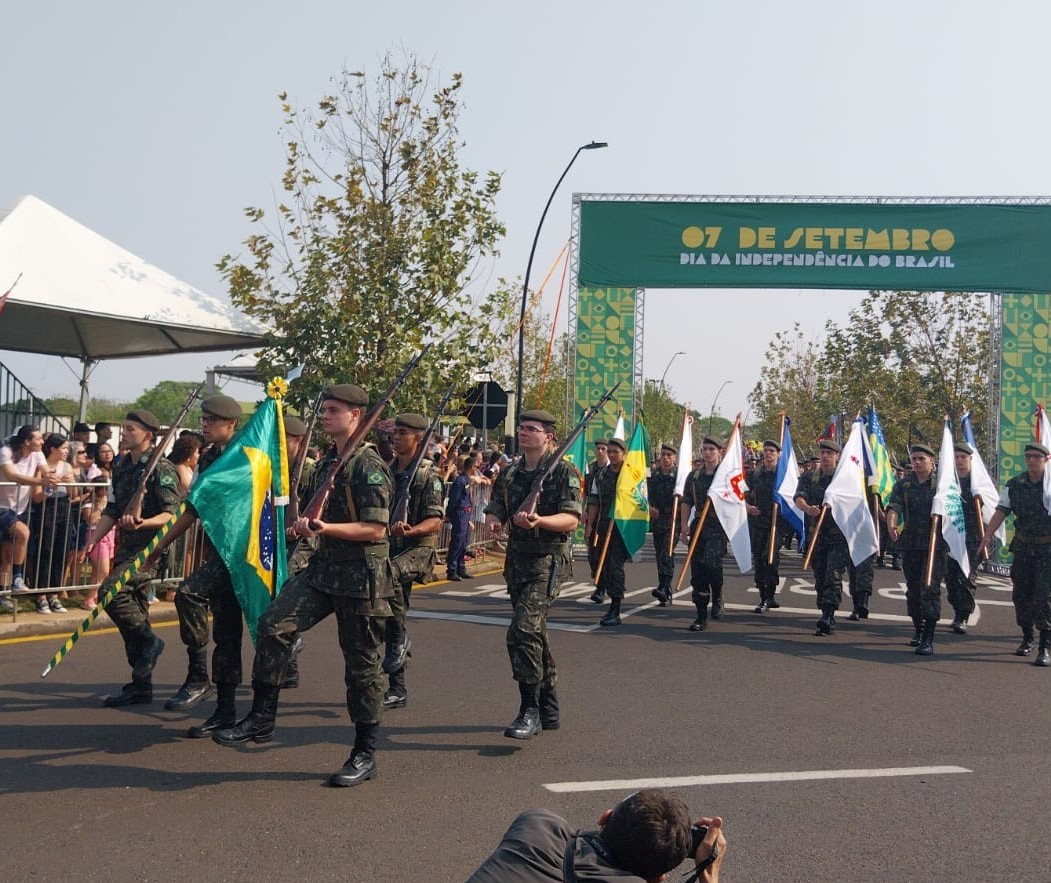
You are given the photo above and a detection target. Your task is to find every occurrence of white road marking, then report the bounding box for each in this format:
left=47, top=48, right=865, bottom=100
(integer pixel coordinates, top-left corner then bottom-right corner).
left=543, top=765, right=972, bottom=793
left=409, top=609, right=595, bottom=633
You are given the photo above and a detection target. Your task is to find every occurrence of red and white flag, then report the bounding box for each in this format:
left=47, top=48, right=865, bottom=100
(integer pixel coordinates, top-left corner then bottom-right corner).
left=707, top=417, right=751, bottom=573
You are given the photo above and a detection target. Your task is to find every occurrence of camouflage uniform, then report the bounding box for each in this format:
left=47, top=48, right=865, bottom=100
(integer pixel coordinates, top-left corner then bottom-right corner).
left=584, top=459, right=606, bottom=578
left=174, top=443, right=244, bottom=689
left=794, top=469, right=849, bottom=613
left=682, top=468, right=728, bottom=623
left=385, top=459, right=444, bottom=698
left=286, top=458, right=317, bottom=579
left=945, top=472, right=981, bottom=624
left=485, top=455, right=581, bottom=688
left=887, top=472, right=946, bottom=625
left=587, top=465, right=629, bottom=602
left=647, top=467, right=679, bottom=596
left=252, top=442, right=394, bottom=725
left=997, top=473, right=1051, bottom=637
left=101, top=449, right=181, bottom=691
left=747, top=465, right=780, bottom=605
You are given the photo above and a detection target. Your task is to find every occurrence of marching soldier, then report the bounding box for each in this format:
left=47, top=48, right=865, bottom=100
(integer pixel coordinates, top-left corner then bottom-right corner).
left=87, top=411, right=181, bottom=707
left=213, top=383, right=396, bottom=787
left=680, top=436, right=728, bottom=631
left=484, top=410, right=582, bottom=740
left=586, top=437, right=629, bottom=627
left=946, top=443, right=982, bottom=634
left=584, top=439, right=609, bottom=595
left=383, top=413, right=444, bottom=710
left=648, top=443, right=679, bottom=606
left=746, top=440, right=782, bottom=613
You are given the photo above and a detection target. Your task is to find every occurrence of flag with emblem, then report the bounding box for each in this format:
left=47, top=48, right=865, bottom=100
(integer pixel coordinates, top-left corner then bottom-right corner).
left=188, top=393, right=289, bottom=643
left=825, top=418, right=879, bottom=565
left=865, top=405, right=895, bottom=506
left=708, top=416, right=752, bottom=573
left=932, top=418, right=970, bottom=573
left=613, top=415, right=650, bottom=557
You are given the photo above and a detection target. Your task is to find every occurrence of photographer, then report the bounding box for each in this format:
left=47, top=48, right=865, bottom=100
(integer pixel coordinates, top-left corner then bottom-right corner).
left=466, top=788, right=726, bottom=882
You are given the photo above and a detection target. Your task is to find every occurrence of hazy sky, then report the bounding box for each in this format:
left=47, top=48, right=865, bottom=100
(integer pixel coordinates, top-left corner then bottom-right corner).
left=2, top=0, right=1048, bottom=420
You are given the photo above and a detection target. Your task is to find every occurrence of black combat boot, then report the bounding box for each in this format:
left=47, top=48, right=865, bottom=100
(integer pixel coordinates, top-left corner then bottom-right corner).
left=165, top=645, right=214, bottom=711
left=188, top=683, right=237, bottom=738
left=384, top=663, right=408, bottom=709
left=915, top=620, right=936, bottom=656
left=504, top=682, right=541, bottom=740
left=328, top=722, right=379, bottom=787
left=689, top=602, right=708, bottom=632
left=212, top=682, right=280, bottom=746
left=382, top=617, right=410, bottom=674
left=1015, top=628, right=1035, bottom=656
left=754, top=588, right=769, bottom=614
left=589, top=588, right=606, bottom=604
left=539, top=684, right=560, bottom=731
left=1034, top=630, right=1051, bottom=668
left=103, top=679, right=153, bottom=708
left=281, top=634, right=305, bottom=689
left=710, top=586, right=725, bottom=620
left=909, top=618, right=923, bottom=647
left=131, top=632, right=165, bottom=682
left=815, top=604, right=835, bottom=636
left=767, top=593, right=781, bottom=610
left=600, top=597, right=622, bottom=627
left=951, top=615, right=968, bottom=635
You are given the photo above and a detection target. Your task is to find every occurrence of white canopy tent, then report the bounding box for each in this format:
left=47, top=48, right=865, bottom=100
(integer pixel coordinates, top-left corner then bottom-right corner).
left=0, top=195, right=266, bottom=416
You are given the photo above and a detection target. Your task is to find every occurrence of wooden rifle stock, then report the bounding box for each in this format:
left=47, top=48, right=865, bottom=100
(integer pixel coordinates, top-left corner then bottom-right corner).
left=390, top=387, right=455, bottom=527
left=300, top=349, right=428, bottom=529
left=125, top=382, right=203, bottom=523
left=513, top=382, right=621, bottom=519
left=286, top=392, right=324, bottom=524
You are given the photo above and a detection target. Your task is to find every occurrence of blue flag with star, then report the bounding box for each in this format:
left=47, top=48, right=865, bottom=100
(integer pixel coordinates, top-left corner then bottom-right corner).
left=188, top=394, right=289, bottom=644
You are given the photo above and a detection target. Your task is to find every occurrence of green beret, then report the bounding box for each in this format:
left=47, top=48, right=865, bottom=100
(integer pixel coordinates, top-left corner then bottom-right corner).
left=607, top=437, right=627, bottom=451
left=818, top=439, right=842, bottom=453
left=1025, top=442, right=1050, bottom=456
left=125, top=409, right=160, bottom=433
left=910, top=443, right=935, bottom=457
left=701, top=435, right=724, bottom=449
left=953, top=443, right=973, bottom=456
left=284, top=415, right=308, bottom=437
left=660, top=442, right=678, bottom=455
left=323, top=384, right=369, bottom=407
left=394, top=413, right=429, bottom=431
left=762, top=439, right=782, bottom=451
left=593, top=438, right=608, bottom=447
left=520, top=409, right=557, bottom=428
left=201, top=394, right=243, bottom=420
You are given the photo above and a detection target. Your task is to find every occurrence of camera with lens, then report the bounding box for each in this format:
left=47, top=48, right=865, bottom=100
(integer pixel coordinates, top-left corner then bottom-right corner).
left=690, top=824, right=708, bottom=856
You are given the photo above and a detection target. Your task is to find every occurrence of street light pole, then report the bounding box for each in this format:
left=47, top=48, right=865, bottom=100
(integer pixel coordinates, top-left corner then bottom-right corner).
left=659, top=350, right=686, bottom=393
left=708, top=380, right=733, bottom=435
left=513, top=140, right=608, bottom=450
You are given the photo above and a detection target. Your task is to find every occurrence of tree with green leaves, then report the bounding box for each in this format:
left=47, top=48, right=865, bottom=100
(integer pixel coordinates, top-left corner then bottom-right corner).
left=133, top=381, right=202, bottom=426
left=218, top=52, right=514, bottom=416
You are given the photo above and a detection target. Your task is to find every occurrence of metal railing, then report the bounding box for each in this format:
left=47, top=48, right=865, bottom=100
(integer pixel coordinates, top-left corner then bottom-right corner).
left=0, top=360, right=71, bottom=441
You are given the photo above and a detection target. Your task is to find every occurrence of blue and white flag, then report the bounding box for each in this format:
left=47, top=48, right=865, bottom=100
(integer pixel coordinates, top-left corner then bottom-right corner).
left=774, top=416, right=806, bottom=546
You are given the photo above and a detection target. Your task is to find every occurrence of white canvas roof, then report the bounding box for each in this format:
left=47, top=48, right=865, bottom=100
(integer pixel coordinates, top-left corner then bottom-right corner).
left=0, top=195, right=266, bottom=360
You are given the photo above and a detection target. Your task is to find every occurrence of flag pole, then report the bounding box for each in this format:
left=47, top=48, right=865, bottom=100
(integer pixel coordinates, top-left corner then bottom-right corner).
left=767, top=412, right=786, bottom=566
left=41, top=505, right=184, bottom=678
left=668, top=497, right=679, bottom=557
left=974, top=496, right=989, bottom=561
left=675, top=498, right=711, bottom=590
left=593, top=520, right=615, bottom=586
left=802, top=505, right=828, bottom=570
left=924, top=514, right=941, bottom=589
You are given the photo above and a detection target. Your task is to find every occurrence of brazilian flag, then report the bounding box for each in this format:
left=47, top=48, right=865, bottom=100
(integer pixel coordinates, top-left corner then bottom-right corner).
left=613, top=416, right=650, bottom=556
left=188, top=395, right=289, bottom=644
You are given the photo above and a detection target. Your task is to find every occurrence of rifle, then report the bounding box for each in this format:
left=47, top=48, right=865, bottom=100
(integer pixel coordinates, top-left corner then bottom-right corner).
left=514, top=382, right=621, bottom=519
left=300, top=348, right=429, bottom=530
left=390, top=387, right=455, bottom=527
left=286, top=391, right=324, bottom=524
left=125, top=383, right=203, bottom=523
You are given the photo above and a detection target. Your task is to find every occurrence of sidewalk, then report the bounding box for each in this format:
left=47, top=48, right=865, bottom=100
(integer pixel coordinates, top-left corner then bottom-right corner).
left=0, top=550, right=504, bottom=641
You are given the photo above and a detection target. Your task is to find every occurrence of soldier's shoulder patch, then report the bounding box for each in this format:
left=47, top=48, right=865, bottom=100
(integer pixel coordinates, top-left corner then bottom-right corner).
left=158, top=473, right=177, bottom=489
left=367, top=471, right=385, bottom=486
left=432, top=476, right=443, bottom=493
left=568, top=473, right=581, bottom=491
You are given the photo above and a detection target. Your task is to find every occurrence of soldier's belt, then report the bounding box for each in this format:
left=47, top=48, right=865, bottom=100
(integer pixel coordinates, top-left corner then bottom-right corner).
left=1014, top=531, right=1051, bottom=545
left=511, top=539, right=569, bottom=555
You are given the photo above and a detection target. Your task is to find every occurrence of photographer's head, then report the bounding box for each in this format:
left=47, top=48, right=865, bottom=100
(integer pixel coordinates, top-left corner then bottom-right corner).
left=600, top=789, right=692, bottom=881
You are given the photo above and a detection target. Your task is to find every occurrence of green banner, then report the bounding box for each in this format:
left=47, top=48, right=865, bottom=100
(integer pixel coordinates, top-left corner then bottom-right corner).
left=574, top=286, right=637, bottom=442
left=580, top=201, right=1051, bottom=292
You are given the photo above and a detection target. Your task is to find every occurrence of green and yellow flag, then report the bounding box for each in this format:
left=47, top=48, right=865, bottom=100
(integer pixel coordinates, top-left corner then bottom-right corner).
left=188, top=385, right=290, bottom=643
left=865, top=405, right=895, bottom=506
left=613, top=415, right=650, bottom=556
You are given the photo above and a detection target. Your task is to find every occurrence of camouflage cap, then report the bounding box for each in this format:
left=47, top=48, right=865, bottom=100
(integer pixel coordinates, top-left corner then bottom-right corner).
left=953, top=443, right=973, bottom=456
left=323, top=384, right=369, bottom=407
left=519, top=409, right=558, bottom=428
left=762, top=439, right=782, bottom=451
left=818, top=439, right=842, bottom=453
left=394, top=413, right=429, bottom=431
left=201, top=394, right=243, bottom=420
left=125, top=409, right=161, bottom=432
left=910, top=443, right=935, bottom=457
left=284, top=415, right=308, bottom=437
left=701, top=435, right=724, bottom=449
left=607, top=437, right=627, bottom=452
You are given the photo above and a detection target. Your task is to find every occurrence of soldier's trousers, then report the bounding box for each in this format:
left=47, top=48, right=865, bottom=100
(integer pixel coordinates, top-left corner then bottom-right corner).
left=174, top=556, right=243, bottom=686
left=102, top=549, right=161, bottom=684
left=253, top=571, right=386, bottom=723
left=689, top=534, right=725, bottom=608
left=753, top=528, right=780, bottom=599
left=848, top=554, right=875, bottom=610
left=1010, top=546, right=1051, bottom=632
left=505, top=551, right=569, bottom=686
left=595, top=523, right=628, bottom=600
left=901, top=549, right=945, bottom=623
left=811, top=542, right=849, bottom=610
left=652, top=529, right=677, bottom=590
left=945, top=557, right=977, bottom=619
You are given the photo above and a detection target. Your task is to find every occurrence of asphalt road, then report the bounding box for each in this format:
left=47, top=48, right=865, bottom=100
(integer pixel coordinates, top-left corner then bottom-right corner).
left=2, top=549, right=1049, bottom=882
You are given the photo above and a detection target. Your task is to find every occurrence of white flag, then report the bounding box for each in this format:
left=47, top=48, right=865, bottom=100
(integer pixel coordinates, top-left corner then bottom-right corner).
left=707, top=420, right=752, bottom=573
left=1038, top=406, right=1051, bottom=515
left=932, top=420, right=970, bottom=573
left=673, top=411, right=694, bottom=497
left=613, top=413, right=626, bottom=443
left=824, top=419, right=879, bottom=566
